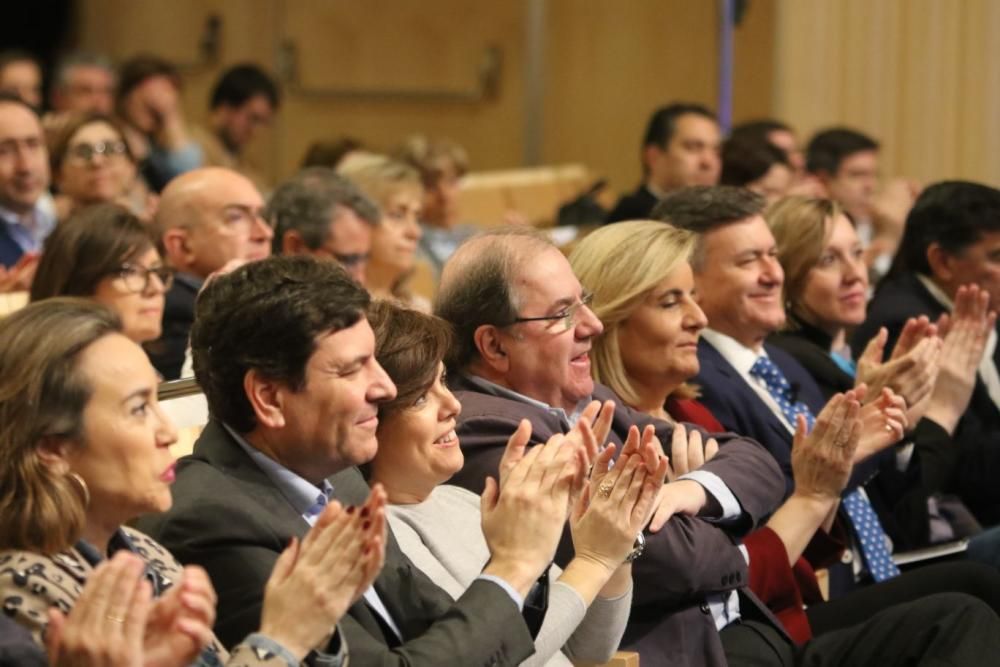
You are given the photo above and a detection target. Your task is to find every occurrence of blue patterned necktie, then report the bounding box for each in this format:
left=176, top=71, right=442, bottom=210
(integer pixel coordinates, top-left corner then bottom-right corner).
left=750, top=355, right=900, bottom=582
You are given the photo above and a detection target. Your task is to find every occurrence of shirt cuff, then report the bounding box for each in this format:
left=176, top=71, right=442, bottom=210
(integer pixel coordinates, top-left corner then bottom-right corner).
left=737, top=543, right=750, bottom=565
left=242, top=633, right=301, bottom=667
left=679, top=470, right=741, bottom=521
left=477, top=574, right=525, bottom=610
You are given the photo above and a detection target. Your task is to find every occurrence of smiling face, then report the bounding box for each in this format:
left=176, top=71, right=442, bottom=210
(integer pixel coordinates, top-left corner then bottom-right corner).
left=797, top=214, right=868, bottom=333
left=496, top=247, right=604, bottom=412
left=64, top=333, right=178, bottom=530
left=272, top=318, right=397, bottom=481
left=618, top=262, right=707, bottom=390
left=372, top=362, right=463, bottom=500
left=91, top=247, right=169, bottom=343
left=58, top=120, right=134, bottom=204
left=694, top=215, right=785, bottom=349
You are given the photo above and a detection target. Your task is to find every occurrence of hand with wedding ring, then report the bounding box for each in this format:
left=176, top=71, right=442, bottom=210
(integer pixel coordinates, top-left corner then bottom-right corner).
left=853, top=385, right=907, bottom=463
left=791, top=392, right=861, bottom=500
left=45, top=551, right=152, bottom=667
left=570, top=426, right=668, bottom=569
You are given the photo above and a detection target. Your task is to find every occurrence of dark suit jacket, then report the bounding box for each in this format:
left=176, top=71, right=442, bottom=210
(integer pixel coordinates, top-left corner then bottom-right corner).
left=448, top=375, right=790, bottom=667
left=769, top=325, right=965, bottom=550
left=137, top=420, right=536, bottom=667
left=694, top=338, right=893, bottom=596
left=146, top=273, right=201, bottom=380
left=0, top=223, right=24, bottom=268
left=0, top=616, right=45, bottom=667
left=853, top=273, right=1000, bottom=525
left=605, top=184, right=658, bottom=224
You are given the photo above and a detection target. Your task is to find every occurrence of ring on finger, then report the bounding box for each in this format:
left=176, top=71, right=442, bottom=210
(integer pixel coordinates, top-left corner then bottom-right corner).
left=105, top=615, right=125, bottom=624
left=598, top=480, right=614, bottom=498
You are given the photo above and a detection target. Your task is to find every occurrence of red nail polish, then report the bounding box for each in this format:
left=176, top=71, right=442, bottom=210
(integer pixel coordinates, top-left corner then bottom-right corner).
left=346, top=506, right=356, bottom=514
left=362, top=520, right=371, bottom=530
left=360, top=507, right=370, bottom=518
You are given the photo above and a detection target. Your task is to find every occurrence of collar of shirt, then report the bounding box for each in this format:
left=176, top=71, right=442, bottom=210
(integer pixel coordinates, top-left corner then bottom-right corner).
left=223, top=422, right=334, bottom=525
left=0, top=196, right=55, bottom=252
left=75, top=529, right=171, bottom=596
left=174, top=271, right=205, bottom=293
left=701, top=328, right=765, bottom=376
left=644, top=181, right=670, bottom=201
left=916, top=273, right=954, bottom=309
left=462, top=372, right=590, bottom=426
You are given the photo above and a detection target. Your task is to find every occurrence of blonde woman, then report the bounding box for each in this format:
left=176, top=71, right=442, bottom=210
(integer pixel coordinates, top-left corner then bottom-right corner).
left=340, top=157, right=429, bottom=310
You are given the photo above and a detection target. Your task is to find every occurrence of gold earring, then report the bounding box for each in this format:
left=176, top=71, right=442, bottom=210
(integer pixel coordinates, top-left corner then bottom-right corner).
left=67, top=472, right=90, bottom=508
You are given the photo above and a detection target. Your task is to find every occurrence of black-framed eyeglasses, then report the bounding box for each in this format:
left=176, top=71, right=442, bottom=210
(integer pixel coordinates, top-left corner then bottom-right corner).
left=510, top=292, right=594, bottom=332
left=68, top=140, right=128, bottom=163
left=114, top=263, right=175, bottom=293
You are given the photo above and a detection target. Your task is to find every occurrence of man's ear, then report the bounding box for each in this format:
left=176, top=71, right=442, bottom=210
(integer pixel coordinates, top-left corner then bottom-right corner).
left=36, top=437, right=72, bottom=474
left=473, top=324, right=510, bottom=374
left=642, top=144, right=663, bottom=175
left=162, top=227, right=193, bottom=268
left=811, top=170, right=833, bottom=196
left=244, top=369, right=286, bottom=430
left=926, top=242, right=955, bottom=283
left=281, top=229, right=307, bottom=256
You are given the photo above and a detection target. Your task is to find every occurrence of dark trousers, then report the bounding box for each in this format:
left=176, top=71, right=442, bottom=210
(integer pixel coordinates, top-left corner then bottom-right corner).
left=806, top=561, right=1000, bottom=634
left=723, top=592, right=1000, bottom=666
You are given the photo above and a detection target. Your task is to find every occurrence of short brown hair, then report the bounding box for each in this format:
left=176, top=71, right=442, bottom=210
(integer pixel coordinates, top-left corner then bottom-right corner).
left=31, top=203, right=156, bottom=302
left=0, top=298, right=122, bottom=553
left=48, top=111, right=135, bottom=176
left=368, top=300, right=454, bottom=419
left=765, top=196, right=842, bottom=317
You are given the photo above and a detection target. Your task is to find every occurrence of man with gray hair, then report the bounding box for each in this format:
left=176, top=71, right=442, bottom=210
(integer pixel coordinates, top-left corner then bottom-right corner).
left=49, top=52, right=116, bottom=114
left=267, top=166, right=378, bottom=284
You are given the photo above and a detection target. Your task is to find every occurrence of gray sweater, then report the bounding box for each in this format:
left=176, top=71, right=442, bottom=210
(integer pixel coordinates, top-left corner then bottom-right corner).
left=388, top=485, right=631, bottom=667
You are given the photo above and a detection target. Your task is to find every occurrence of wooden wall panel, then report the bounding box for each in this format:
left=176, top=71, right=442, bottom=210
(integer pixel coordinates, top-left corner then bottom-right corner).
left=774, top=0, right=1000, bottom=186
left=70, top=0, right=777, bottom=189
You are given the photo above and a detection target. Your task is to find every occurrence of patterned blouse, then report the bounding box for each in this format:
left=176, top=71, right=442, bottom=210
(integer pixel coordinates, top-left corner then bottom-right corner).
left=0, top=526, right=346, bottom=667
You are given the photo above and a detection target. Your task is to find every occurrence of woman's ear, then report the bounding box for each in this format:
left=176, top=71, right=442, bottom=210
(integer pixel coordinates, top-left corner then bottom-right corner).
left=36, top=437, right=72, bottom=474
left=244, top=369, right=287, bottom=430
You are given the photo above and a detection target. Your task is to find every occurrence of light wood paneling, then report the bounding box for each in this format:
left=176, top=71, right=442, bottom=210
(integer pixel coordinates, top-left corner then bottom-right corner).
left=774, top=0, right=1000, bottom=185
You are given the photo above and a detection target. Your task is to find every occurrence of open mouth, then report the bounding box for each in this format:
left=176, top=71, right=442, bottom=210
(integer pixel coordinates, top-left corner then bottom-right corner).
left=159, top=462, right=176, bottom=482
left=433, top=430, right=458, bottom=447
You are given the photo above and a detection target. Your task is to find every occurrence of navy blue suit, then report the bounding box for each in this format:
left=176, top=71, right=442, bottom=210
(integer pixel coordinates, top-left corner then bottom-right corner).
left=0, top=223, right=25, bottom=268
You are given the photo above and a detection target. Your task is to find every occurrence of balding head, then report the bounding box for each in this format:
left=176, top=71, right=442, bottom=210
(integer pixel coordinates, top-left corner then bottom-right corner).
left=157, top=167, right=273, bottom=279
left=435, top=227, right=552, bottom=370
left=436, top=227, right=602, bottom=412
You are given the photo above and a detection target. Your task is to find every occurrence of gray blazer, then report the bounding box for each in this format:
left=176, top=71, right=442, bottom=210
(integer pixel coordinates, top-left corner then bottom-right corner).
left=448, top=375, right=790, bottom=667
left=137, top=419, right=537, bottom=667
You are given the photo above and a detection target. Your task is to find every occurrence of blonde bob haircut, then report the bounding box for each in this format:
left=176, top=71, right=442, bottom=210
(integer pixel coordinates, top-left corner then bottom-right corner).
left=765, top=196, right=844, bottom=326
left=568, top=220, right=697, bottom=406
left=340, top=155, right=424, bottom=211
left=0, top=298, right=122, bottom=554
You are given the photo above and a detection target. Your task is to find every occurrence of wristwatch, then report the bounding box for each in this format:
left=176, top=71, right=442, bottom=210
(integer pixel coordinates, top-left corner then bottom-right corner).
left=625, top=532, right=646, bottom=563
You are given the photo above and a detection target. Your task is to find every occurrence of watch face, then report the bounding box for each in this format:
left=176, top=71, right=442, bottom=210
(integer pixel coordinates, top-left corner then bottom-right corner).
left=626, top=532, right=646, bottom=563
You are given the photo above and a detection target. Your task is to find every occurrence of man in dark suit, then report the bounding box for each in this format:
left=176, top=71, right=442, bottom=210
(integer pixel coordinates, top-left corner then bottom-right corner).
left=854, top=181, right=1000, bottom=525
left=606, top=102, right=721, bottom=224
left=430, top=226, right=1000, bottom=666
left=147, top=167, right=273, bottom=379
left=140, top=255, right=560, bottom=667
left=0, top=94, right=54, bottom=270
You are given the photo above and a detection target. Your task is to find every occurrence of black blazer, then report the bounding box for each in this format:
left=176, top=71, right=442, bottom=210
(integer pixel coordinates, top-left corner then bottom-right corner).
left=605, top=184, right=658, bottom=224
left=0, top=223, right=24, bottom=268
left=146, top=273, right=200, bottom=380
left=853, top=273, right=1000, bottom=525
left=0, top=616, right=45, bottom=667
left=770, top=324, right=962, bottom=550
left=137, top=420, right=537, bottom=667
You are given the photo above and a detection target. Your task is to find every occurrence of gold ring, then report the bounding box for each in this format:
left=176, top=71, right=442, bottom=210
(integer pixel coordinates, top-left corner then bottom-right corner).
left=598, top=480, right=614, bottom=498
left=106, top=615, right=124, bottom=624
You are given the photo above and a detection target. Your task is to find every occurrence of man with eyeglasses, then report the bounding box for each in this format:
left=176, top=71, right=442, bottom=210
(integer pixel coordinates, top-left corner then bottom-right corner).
left=267, top=167, right=379, bottom=285
left=434, top=227, right=795, bottom=664
left=0, top=93, right=54, bottom=280
left=149, top=166, right=273, bottom=379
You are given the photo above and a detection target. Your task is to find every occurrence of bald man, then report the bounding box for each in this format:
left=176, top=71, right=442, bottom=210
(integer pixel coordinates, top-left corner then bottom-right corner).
left=147, top=167, right=272, bottom=379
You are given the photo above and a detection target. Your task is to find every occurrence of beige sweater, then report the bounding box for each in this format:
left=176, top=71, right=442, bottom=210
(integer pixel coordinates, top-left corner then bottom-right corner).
left=388, top=484, right=631, bottom=667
